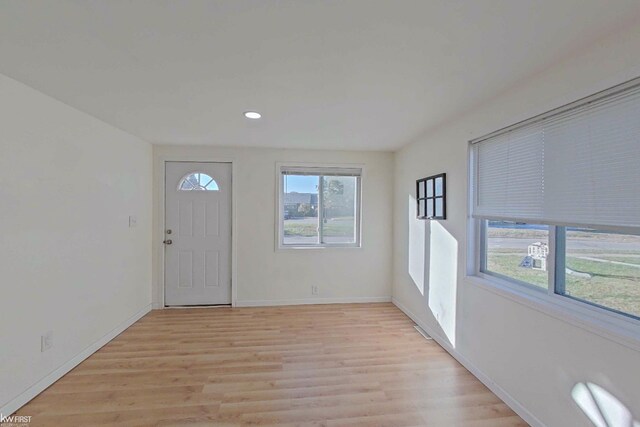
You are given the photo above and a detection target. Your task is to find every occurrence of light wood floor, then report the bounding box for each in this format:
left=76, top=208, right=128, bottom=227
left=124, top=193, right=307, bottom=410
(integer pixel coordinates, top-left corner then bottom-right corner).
left=17, top=303, right=527, bottom=426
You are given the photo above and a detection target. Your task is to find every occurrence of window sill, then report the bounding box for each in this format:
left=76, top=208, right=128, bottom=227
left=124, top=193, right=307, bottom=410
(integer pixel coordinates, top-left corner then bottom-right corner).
left=277, top=244, right=362, bottom=251
left=464, top=274, right=640, bottom=353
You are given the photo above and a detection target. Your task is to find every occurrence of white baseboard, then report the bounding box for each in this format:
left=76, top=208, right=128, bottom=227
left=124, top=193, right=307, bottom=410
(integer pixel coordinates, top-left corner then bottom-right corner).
left=236, top=296, right=392, bottom=307
left=1, top=303, right=152, bottom=417
left=391, top=298, right=545, bottom=427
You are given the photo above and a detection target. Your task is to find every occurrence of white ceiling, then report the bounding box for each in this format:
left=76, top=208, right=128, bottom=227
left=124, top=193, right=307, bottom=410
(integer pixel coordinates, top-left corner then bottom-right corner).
left=1, top=1, right=639, bottom=151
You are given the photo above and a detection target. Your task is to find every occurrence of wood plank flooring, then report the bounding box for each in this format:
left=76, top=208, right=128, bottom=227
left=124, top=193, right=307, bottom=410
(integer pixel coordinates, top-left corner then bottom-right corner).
left=17, top=303, right=527, bottom=426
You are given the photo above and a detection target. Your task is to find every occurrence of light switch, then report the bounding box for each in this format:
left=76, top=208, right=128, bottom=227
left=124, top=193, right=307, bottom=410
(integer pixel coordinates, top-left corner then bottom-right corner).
left=129, top=215, right=138, bottom=228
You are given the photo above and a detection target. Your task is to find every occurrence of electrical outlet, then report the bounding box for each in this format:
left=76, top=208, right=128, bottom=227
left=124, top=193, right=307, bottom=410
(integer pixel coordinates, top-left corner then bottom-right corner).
left=129, top=215, right=138, bottom=228
left=311, top=285, right=319, bottom=296
left=41, top=331, right=53, bottom=352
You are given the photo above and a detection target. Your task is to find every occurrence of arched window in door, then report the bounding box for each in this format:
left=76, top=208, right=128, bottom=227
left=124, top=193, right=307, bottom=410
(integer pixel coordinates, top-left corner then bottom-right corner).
left=177, top=172, right=219, bottom=191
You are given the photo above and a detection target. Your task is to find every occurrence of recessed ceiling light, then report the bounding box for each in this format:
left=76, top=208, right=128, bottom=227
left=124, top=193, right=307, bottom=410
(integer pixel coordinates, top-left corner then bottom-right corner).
left=244, top=111, right=261, bottom=119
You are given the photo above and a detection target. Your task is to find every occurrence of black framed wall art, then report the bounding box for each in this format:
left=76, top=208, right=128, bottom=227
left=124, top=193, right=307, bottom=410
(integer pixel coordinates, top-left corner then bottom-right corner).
left=416, top=173, right=446, bottom=220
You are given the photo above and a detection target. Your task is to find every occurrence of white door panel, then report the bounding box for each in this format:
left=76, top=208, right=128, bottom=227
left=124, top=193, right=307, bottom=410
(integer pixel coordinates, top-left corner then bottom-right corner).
left=165, top=162, right=231, bottom=305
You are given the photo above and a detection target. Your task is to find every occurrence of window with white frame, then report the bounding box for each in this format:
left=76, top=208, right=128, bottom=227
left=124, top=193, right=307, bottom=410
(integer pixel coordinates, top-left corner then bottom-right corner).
left=471, top=79, right=640, bottom=322
left=278, top=165, right=361, bottom=248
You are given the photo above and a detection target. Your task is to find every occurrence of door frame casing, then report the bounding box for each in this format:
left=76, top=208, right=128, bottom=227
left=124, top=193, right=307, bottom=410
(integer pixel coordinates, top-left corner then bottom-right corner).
left=154, top=155, right=237, bottom=308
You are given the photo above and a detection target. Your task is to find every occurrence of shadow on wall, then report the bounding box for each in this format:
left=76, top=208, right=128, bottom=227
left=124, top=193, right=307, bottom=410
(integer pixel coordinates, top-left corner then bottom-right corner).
left=572, top=382, right=640, bottom=427
left=407, top=194, right=458, bottom=348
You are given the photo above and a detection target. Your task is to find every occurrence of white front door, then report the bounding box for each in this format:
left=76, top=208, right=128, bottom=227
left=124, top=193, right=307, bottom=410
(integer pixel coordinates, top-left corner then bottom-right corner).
left=164, top=162, right=232, bottom=306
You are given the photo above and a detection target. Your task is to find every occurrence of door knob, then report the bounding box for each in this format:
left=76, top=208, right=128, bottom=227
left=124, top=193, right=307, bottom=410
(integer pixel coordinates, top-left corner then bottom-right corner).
left=163, top=239, right=172, bottom=245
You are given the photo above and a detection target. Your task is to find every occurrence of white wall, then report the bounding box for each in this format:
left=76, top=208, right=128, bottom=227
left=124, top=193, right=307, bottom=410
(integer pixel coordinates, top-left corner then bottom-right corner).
left=153, top=145, right=393, bottom=307
left=392, top=24, right=640, bottom=427
left=0, top=74, right=153, bottom=415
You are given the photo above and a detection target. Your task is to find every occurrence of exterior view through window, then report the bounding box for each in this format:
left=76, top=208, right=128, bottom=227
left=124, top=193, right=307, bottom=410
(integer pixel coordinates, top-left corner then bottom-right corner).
left=482, top=221, right=640, bottom=318
left=280, top=166, right=361, bottom=248
left=559, top=228, right=640, bottom=318
left=483, top=221, right=549, bottom=290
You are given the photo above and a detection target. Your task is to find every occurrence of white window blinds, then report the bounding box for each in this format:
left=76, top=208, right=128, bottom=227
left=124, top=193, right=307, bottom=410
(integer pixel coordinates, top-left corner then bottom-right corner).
left=473, top=80, right=640, bottom=228
left=474, top=124, right=545, bottom=221
left=281, top=166, right=362, bottom=177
